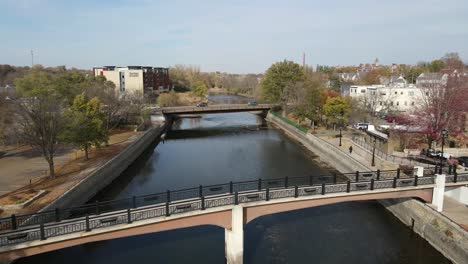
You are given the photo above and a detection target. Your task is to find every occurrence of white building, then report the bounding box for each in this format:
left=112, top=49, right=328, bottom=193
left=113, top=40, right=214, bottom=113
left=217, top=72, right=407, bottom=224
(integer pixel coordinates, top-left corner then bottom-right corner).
left=348, top=76, right=424, bottom=113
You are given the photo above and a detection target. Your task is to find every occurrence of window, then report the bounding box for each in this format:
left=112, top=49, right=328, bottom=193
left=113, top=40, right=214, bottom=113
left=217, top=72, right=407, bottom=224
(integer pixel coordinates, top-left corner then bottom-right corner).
left=426, top=92, right=429, bottom=96
left=390, top=101, right=394, bottom=106
left=361, top=89, right=366, bottom=93
left=396, top=102, right=399, bottom=106
left=400, top=91, right=403, bottom=95
left=395, top=91, right=397, bottom=95
left=379, top=102, right=382, bottom=106
left=411, top=102, right=415, bottom=106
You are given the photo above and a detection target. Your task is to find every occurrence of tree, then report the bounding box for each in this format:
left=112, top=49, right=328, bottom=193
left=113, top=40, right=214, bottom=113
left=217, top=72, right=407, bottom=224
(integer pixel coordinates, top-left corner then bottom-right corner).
left=191, top=81, right=207, bottom=97
left=15, top=95, right=65, bottom=178
left=61, top=95, right=108, bottom=160
left=427, top=59, right=445, bottom=72
left=261, top=60, right=304, bottom=104
left=441, top=52, right=464, bottom=71
left=323, top=96, right=350, bottom=127
left=157, top=90, right=181, bottom=107
left=413, top=75, right=468, bottom=148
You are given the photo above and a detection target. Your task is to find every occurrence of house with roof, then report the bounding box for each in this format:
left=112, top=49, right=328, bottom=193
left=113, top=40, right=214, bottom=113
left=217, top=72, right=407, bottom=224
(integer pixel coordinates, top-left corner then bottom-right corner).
left=416, top=72, right=448, bottom=87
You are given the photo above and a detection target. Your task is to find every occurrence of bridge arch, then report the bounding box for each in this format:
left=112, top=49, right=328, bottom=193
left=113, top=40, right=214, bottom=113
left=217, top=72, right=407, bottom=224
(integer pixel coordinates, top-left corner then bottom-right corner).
left=243, top=188, right=433, bottom=224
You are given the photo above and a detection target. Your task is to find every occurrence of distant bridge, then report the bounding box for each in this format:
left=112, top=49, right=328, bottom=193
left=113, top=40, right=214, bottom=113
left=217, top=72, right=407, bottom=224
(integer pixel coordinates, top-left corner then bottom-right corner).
left=152, top=104, right=276, bottom=115
left=0, top=169, right=467, bottom=263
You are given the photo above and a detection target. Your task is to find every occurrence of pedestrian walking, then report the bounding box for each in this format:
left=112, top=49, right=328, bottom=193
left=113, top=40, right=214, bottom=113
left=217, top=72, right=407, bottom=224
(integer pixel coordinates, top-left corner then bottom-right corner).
left=349, top=146, right=353, bottom=154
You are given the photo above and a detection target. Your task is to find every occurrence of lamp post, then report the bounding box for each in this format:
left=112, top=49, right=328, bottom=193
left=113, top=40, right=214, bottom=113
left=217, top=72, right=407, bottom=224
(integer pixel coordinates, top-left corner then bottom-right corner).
left=371, top=137, right=376, bottom=167
left=439, top=128, right=448, bottom=174
left=339, top=127, right=342, bottom=147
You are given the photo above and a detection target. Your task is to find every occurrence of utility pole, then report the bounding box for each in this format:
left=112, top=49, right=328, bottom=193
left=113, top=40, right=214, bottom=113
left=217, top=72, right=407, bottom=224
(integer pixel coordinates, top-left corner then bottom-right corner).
left=31, top=50, right=34, bottom=67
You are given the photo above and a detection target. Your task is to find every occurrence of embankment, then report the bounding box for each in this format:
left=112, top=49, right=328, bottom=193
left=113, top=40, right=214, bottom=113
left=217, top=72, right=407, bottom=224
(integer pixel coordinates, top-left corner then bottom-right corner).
left=266, top=112, right=468, bottom=264
left=39, top=121, right=171, bottom=212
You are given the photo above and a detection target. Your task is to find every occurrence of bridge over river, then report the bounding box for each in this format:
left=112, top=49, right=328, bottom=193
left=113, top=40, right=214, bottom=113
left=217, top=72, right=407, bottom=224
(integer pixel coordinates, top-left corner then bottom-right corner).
left=1, top=169, right=467, bottom=263
left=152, top=104, right=276, bottom=115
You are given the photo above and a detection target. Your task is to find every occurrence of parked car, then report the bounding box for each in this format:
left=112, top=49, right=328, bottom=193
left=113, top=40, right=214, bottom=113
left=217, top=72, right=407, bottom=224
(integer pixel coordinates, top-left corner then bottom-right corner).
left=247, top=101, right=257, bottom=106
left=457, top=156, right=468, bottom=167
left=354, top=122, right=369, bottom=130
left=196, top=102, right=208, bottom=107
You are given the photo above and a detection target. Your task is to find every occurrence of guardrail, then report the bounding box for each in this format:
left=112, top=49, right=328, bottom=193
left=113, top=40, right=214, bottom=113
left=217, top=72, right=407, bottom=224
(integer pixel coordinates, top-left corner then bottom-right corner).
left=0, top=168, right=441, bottom=233
left=1, top=171, right=467, bottom=247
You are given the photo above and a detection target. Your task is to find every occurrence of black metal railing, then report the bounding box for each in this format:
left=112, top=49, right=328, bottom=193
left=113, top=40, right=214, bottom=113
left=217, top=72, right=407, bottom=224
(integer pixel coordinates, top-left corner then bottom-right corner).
left=1, top=171, right=467, bottom=247
left=0, top=168, right=434, bottom=232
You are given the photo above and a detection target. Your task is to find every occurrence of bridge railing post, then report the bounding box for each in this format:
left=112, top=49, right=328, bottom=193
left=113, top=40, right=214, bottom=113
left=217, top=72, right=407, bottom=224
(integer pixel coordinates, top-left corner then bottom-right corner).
left=376, top=169, right=380, bottom=180
left=201, top=196, right=205, bottom=210
left=266, top=188, right=270, bottom=201
left=346, top=181, right=351, bottom=193
left=414, top=175, right=418, bottom=186
left=321, top=183, right=326, bottom=195
left=165, top=202, right=170, bottom=216
left=397, top=168, right=401, bottom=178
left=127, top=208, right=132, bottom=224
left=333, top=173, right=337, bottom=184
left=294, top=186, right=299, bottom=198
left=95, top=200, right=100, bottom=215
left=370, top=179, right=375, bottom=190
left=235, top=192, right=239, bottom=205
left=393, top=177, right=397, bottom=188
left=355, top=171, right=359, bottom=182
left=258, top=179, right=262, bottom=191
left=85, top=215, right=91, bottom=232
left=40, top=224, right=46, bottom=240
left=230, top=181, right=233, bottom=193
left=11, top=214, right=17, bottom=230
left=199, top=185, right=203, bottom=198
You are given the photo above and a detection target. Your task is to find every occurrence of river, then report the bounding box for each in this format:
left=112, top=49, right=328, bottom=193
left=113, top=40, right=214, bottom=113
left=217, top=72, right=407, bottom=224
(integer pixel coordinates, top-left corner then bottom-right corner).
left=16, top=95, right=450, bottom=264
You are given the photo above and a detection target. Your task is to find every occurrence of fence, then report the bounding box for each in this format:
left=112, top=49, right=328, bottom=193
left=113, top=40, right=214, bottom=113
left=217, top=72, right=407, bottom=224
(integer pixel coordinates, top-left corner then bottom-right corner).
left=0, top=168, right=436, bottom=233
left=270, top=111, right=308, bottom=133
left=1, top=170, right=467, bottom=247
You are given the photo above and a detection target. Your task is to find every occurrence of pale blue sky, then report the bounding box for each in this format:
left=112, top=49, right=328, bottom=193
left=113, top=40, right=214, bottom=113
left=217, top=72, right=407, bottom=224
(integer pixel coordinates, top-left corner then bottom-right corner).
left=1, top=0, right=467, bottom=73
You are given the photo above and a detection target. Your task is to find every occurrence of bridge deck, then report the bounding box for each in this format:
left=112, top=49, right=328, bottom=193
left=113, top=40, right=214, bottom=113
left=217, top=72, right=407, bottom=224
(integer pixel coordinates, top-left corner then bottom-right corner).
left=154, top=104, right=275, bottom=115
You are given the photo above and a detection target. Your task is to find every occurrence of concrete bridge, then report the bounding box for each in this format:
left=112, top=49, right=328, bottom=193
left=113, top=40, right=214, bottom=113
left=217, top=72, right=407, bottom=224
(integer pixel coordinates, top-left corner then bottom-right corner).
left=152, top=104, right=276, bottom=116
left=0, top=171, right=467, bottom=263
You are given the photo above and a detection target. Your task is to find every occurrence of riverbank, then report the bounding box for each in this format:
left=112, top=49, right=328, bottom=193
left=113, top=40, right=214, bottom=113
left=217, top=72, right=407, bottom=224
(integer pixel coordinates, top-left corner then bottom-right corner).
left=266, top=111, right=468, bottom=264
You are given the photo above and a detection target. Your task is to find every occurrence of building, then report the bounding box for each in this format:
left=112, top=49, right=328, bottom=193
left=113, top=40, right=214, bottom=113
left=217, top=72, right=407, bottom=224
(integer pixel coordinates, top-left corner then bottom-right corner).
left=348, top=76, right=423, bottom=113
left=93, top=66, right=170, bottom=95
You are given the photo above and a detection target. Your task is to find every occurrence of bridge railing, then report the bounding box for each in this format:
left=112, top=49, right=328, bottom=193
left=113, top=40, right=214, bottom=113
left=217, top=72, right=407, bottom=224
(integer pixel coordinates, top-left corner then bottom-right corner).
left=2, top=172, right=467, bottom=247
left=0, top=168, right=435, bottom=232
left=0, top=166, right=452, bottom=233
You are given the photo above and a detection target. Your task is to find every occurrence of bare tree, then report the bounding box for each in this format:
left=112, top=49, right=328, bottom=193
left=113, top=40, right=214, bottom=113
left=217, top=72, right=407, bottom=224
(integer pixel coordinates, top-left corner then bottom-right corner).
left=414, top=76, right=468, bottom=148
left=15, top=95, right=65, bottom=178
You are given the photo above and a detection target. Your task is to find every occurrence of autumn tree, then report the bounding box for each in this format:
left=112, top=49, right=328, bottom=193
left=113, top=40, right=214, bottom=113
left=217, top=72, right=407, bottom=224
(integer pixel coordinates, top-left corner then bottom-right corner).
left=413, top=75, right=468, bottom=148
left=61, top=94, right=108, bottom=160
left=157, top=90, right=181, bottom=107
left=323, top=96, right=350, bottom=128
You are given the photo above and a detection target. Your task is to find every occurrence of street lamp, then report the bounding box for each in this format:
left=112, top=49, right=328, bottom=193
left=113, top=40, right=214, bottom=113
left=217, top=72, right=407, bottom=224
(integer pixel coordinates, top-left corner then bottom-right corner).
left=439, top=128, right=448, bottom=174
left=371, top=137, right=377, bottom=167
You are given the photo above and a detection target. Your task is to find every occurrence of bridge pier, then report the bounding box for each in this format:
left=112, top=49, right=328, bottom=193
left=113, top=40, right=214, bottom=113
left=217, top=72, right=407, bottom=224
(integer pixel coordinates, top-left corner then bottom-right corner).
left=225, top=205, right=244, bottom=264
left=432, top=174, right=446, bottom=212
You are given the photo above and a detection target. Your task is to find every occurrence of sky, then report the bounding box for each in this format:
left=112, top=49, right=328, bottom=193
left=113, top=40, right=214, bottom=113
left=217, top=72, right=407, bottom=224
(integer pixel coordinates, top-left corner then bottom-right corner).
left=1, top=0, right=467, bottom=73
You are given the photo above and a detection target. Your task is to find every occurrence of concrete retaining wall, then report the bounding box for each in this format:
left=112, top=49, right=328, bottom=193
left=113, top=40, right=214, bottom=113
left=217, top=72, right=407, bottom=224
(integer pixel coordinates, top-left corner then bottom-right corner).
left=266, top=112, right=369, bottom=174
left=39, top=122, right=170, bottom=212
left=380, top=198, right=468, bottom=264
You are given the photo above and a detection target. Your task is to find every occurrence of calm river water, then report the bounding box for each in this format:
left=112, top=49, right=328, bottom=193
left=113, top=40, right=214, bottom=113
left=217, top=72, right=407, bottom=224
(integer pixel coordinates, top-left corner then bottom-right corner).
left=16, top=95, right=450, bottom=264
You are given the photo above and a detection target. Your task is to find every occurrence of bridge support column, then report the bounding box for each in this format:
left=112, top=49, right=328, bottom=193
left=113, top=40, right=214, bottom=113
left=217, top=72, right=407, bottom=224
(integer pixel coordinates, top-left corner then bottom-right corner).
left=225, top=205, right=243, bottom=264
left=432, top=174, right=446, bottom=212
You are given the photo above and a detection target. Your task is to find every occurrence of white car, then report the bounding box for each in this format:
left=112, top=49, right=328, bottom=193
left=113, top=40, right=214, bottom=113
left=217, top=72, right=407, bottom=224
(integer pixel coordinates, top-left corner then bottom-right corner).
left=354, top=123, right=370, bottom=130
